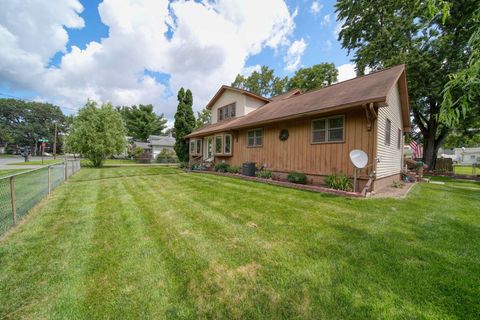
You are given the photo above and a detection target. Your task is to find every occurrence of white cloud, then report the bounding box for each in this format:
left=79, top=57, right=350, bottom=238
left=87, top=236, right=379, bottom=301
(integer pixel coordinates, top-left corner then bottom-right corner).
left=310, top=1, right=323, bottom=15
left=336, top=63, right=372, bottom=82
left=284, top=38, right=307, bottom=72
left=321, top=14, right=331, bottom=25
left=241, top=65, right=261, bottom=77
left=337, top=63, right=357, bottom=82
left=0, top=0, right=297, bottom=118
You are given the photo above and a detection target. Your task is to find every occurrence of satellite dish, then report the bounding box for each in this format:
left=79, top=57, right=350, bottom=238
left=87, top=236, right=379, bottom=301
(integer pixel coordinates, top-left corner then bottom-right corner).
left=349, top=149, right=368, bottom=169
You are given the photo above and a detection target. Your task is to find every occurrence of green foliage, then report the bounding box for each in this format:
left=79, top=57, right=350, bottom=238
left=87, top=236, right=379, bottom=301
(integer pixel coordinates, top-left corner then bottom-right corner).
left=214, top=162, right=230, bottom=173
left=66, top=100, right=126, bottom=167
left=256, top=169, right=273, bottom=179
left=287, top=172, right=307, bottom=184
left=227, top=165, right=240, bottom=174
left=174, top=88, right=195, bottom=163
left=441, top=9, right=480, bottom=125
left=195, top=108, right=211, bottom=129
left=287, top=63, right=338, bottom=92
left=156, top=148, right=178, bottom=163
left=0, top=98, right=65, bottom=152
left=231, top=66, right=288, bottom=97
left=325, top=174, right=353, bottom=192
left=117, top=104, right=167, bottom=140
left=335, top=0, right=478, bottom=168
left=131, top=147, right=144, bottom=160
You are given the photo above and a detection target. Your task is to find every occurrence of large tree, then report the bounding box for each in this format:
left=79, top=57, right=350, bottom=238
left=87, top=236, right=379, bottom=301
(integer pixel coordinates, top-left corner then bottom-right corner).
left=195, top=108, right=211, bottom=129
left=117, top=104, right=167, bottom=140
left=0, top=98, right=65, bottom=154
left=287, top=63, right=338, bottom=92
left=336, top=0, right=478, bottom=169
left=66, top=101, right=126, bottom=167
left=231, top=66, right=288, bottom=97
left=173, top=88, right=195, bottom=162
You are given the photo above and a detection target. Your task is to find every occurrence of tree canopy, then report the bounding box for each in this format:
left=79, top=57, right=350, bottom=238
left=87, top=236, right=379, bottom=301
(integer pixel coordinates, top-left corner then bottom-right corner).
left=66, top=101, right=126, bottom=167
left=231, top=66, right=288, bottom=97
left=0, top=98, right=65, bottom=153
left=286, top=63, right=338, bottom=92
left=231, top=63, right=339, bottom=97
left=195, top=108, right=211, bottom=129
left=336, top=0, right=479, bottom=168
left=117, top=104, right=167, bottom=141
left=174, top=88, right=195, bottom=163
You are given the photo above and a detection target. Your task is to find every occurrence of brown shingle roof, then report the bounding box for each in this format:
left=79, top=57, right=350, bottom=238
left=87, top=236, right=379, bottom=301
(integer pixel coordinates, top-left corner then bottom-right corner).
left=186, top=65, right=409, bottom=138
left=270, top=89, right=302, bottom=101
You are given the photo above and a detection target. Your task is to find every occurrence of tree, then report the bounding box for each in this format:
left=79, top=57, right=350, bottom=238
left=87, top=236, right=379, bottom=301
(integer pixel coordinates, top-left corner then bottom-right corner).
left=441, top=8, right=480, bottom=125
left=287, top=63, right=338, bottom=92
left=173, top=88, right=195, bottom=162
left=231, top=66, right=288, bottom=97
left=336, top=0, right=478, bottom=169
left=117, top=104, right=167, bottom=140
left=442, top=108, right=480, bottom=148
left=195, top=108, right=211, bottom=129
left=0, top=98, right=65, bottom=154
left=66, top=101, right=126, bottom=167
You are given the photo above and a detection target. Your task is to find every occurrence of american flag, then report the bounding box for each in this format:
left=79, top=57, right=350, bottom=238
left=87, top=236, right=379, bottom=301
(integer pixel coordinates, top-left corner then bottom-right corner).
left=409, top=140, right=423, bottom=160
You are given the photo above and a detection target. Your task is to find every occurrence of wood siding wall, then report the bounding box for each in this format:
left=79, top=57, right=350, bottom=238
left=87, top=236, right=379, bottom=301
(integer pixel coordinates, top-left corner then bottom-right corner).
left=215, top=107, right=375, bottom=178
left=376, top=84, right=404, bottom=178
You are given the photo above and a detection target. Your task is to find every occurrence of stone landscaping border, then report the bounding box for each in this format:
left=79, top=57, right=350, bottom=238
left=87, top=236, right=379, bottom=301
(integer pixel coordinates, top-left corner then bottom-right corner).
left=187, top=170, right=364, bottom=198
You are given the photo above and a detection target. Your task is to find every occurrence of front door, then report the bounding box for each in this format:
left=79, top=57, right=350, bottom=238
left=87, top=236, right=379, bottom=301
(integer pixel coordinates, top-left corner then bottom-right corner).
left=204, top=136, right=213, bottom=160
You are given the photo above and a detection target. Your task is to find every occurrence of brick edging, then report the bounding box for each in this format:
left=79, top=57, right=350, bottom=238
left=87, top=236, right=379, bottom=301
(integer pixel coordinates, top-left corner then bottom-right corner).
left=186, top=170, right=364, bottom=198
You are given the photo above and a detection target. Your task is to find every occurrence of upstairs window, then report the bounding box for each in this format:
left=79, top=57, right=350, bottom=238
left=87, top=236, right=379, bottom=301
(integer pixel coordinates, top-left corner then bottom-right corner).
left=385, top=118, right=391, bottom=146
left=312, top=115, right=344, bottom=143
left=247, top=129, right=263, bottom=147
left=218, top=103, right=236, bottom=121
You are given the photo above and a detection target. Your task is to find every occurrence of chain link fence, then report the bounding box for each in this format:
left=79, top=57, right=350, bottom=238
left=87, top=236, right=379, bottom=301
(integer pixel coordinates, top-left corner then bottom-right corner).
left=0, top=160, right=81, bottom=237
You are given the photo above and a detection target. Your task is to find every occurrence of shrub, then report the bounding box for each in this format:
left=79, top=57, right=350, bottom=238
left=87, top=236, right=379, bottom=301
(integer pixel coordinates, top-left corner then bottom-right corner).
left=156, top=148, right=178, bottom=163
left=179, top=161, right=189, bottom=169
left=325, top=174, right=353, bottom=191
left=136, top=151, right=152, bottom=164
left=131, top=147, right=144, bottom=160
left=391, top=180, right=405, bottom=188
left=287, top=172, right=307, bottom=184
left=214, top=162, right=230, bottom=173
left=227, top=165, right=241, bottom=174
left=256, top=169, right=273, bottom=179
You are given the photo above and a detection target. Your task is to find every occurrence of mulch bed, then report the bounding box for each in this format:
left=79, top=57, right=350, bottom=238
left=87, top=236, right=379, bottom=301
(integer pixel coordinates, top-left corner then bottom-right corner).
left=187, top=170, right=364, bottom=198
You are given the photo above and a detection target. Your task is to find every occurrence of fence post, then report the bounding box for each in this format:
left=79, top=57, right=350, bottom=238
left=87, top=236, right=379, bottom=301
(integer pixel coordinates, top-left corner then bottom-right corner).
left=9, top=176, right=16, bottom=225
left=64, top=160, right=68, bottom=181
left=48, top=165, right=51, bottom=194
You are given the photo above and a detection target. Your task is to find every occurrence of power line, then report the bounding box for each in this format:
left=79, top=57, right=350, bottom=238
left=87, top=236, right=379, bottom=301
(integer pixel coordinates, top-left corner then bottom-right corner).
left=0, top=92, right=78, bottom=112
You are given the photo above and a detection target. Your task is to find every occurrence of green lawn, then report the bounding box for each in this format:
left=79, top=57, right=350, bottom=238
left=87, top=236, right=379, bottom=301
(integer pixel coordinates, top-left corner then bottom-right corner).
left=0, top=169, right=26, bottom=178
left=8, top=159, right=63, bottom=166
left=453, top=165, right=479, bottom=175
left=81, top=159, right=138, bottom=166
left=0, top=167, right=479, bottom=319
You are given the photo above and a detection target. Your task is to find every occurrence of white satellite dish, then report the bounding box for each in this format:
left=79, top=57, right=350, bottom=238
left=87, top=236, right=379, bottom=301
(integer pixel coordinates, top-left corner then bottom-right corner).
left=349, top=149, right=369, bottom=192
left=349, top=149, right=368, bottom=169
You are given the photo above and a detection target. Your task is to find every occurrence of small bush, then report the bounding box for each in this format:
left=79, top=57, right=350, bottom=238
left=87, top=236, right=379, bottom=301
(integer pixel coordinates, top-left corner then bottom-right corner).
left=325, top=174, right=353, bottom=191
left=287, top=172, right=307, bottom=184
left=179, top=161, right=189, bottom=169
left=391, top=180, right=405, bottom=188
left=131, top=147, right=144, bottom=160
left=214, top=162, right=230, bottom=173
left=256, top=169, right=273, bottom=179
left=156, top=148, right=178, bottom=163
left=227, top=165, right=240, bottom=174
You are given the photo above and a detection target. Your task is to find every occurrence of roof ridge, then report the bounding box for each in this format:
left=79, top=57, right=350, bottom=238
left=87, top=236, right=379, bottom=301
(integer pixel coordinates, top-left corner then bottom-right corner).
left=290, top=64, right=405, bottom=98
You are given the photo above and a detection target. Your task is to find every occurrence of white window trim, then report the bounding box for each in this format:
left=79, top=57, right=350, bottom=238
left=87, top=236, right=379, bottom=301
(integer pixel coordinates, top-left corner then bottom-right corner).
left=311, top=115, right=345, bottom=144
left=223, top=134, right=232, bottom=155
left=190, top=138, right=203, bottom=156
left=214, top=134, right=224, bottom=155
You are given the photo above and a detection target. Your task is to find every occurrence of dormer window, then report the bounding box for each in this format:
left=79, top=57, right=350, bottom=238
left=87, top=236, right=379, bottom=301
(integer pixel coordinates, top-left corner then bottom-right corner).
left=218, top=103, right=236, bottom=121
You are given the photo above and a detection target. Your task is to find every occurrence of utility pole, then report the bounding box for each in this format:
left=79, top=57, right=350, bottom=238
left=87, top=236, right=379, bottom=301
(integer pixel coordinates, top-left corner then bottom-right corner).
left=53, top=122, right=58, bottom=160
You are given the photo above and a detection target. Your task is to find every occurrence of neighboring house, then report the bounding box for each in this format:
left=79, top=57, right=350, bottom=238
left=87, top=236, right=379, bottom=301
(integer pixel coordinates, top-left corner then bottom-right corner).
left=132, top=135, right=176, bottom=159
left=185, top=64, right=410, bottom=191
left=439, top=147, right=480, bottom=165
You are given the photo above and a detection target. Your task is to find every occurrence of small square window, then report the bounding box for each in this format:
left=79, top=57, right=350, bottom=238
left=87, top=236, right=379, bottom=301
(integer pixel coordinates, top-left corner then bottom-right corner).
left=312, top=116, right=344, bottom=143
left=247, top=129, right=263, bottom=147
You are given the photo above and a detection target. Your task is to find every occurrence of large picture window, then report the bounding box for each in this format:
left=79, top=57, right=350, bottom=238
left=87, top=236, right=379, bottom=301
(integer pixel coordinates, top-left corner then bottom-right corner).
left=312, top=115, right=344, bottom=143
left=247, top=129, right=263, bottom=147
left=218, top=103, right=236, bottom=121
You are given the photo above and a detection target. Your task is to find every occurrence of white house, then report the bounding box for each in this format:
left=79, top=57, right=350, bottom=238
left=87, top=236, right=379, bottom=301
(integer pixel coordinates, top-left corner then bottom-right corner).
left=438, top=147, right=480, bottom=165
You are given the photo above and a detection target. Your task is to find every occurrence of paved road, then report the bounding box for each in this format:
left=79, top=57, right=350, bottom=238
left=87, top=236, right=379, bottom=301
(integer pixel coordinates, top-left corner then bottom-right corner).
left=0, top=156, right=46, bottom=169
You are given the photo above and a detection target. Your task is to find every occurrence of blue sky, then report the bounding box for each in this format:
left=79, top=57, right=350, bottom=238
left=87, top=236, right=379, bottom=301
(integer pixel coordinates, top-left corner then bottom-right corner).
left=0, top=0, right=356, bottom=119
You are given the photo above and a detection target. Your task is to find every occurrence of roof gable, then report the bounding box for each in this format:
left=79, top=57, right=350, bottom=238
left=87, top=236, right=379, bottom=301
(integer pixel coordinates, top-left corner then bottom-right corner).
left=205, top=85, right=270, bottom=110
